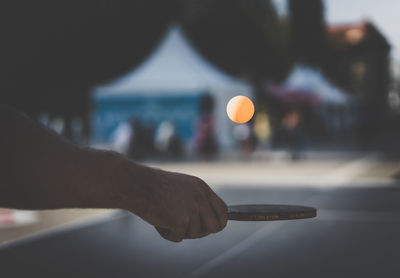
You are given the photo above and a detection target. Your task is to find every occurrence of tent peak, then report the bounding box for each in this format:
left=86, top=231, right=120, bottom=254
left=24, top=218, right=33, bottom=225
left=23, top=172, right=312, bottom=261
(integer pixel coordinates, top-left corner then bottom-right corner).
left=96, top=24, right=247, bottom=94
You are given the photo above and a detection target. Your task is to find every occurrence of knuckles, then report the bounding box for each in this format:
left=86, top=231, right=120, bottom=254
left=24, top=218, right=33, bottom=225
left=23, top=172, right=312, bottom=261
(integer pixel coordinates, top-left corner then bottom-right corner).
left=155, top=171, right=228, bottom=241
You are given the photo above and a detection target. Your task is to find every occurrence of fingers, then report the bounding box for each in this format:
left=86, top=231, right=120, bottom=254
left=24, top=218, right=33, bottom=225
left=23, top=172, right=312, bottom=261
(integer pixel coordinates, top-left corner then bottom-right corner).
left=185, top=214, right=209, bottom=239
left=156, top=198, right=225, bottom=242
left=200, top=183, right=228, bottom=231
left=182, top=184, right=228, bottom=240
left=185, top=191, right=227, bottom=239
left=151, top=173, right=228, bottom=243
left=155, top=227, right=185, bottom=242
left=199, top=202, right=221, bottom=234
left=206, top=191, right=228, bottom=231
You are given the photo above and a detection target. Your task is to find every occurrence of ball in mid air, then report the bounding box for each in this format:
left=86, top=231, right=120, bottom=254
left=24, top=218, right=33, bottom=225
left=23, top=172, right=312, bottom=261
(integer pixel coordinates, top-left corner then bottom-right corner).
left=226, top=95, right=255, bottom=124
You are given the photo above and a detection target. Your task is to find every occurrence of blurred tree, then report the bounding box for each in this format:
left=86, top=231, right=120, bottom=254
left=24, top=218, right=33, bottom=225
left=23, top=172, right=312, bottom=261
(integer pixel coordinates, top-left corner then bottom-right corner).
left=1, top=0, right=177, bottom=140
left=178, top=0, right=293, bottom=83
left=1, top=0, right=292, bottom=139
left=288, top=0, right=328, bottom=66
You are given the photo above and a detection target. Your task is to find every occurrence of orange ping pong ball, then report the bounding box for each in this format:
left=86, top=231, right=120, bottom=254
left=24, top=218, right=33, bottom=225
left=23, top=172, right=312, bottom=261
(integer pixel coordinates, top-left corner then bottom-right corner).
left=226, top=95, right=255, bottom=124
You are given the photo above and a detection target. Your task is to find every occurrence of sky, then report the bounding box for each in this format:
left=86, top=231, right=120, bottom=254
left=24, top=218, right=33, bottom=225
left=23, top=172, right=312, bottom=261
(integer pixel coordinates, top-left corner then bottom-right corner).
left=272, top=0, right=400, bottom=60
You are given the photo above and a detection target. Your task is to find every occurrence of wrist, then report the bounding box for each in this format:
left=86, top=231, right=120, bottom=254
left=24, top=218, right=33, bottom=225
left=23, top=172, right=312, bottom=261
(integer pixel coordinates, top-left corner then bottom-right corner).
left=114, top=158, right=157, bottom=214
left=87, top=150, right=156, bottom=213
left=57, top=148, right=132, bottom=210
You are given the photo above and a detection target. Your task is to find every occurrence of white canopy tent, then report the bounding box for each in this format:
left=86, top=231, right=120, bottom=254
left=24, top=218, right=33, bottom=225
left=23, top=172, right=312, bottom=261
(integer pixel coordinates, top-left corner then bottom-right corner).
left=284, top=64, right=349, bottom=104
left=281, top=64, right=354, bottom=133
left=94, top=25, right=252, bottom=149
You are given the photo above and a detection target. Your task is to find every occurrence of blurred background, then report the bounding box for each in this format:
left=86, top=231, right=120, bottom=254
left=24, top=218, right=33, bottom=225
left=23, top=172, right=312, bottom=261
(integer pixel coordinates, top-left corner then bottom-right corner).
left=1, top=0, right=400, bottom=277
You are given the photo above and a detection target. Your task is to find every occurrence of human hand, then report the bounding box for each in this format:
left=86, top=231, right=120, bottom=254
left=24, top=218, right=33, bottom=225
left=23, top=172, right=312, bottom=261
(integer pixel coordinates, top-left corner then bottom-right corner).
left=126, top=168, right=227, bottom=242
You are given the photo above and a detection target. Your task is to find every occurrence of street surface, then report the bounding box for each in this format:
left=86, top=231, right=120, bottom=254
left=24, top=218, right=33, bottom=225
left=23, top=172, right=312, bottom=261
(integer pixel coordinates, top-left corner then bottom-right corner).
left=1, top=151, right=400, bottom=277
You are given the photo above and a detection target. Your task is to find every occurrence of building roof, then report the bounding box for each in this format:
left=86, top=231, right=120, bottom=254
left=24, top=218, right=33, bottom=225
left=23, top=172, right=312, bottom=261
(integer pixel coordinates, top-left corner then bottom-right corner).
left=326, top=21, right=390, bottom=51
left=327, top=22, right=367, bottom=48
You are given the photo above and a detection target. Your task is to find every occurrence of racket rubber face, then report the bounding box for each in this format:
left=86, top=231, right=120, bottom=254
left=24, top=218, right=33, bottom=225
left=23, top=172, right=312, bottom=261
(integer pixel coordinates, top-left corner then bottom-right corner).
left=227, top=204, right=317, bottom=221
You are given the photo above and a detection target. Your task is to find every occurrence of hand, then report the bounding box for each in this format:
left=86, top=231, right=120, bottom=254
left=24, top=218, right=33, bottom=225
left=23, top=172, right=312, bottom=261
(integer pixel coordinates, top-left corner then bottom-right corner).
left=127, top=168, right=228, bottom=242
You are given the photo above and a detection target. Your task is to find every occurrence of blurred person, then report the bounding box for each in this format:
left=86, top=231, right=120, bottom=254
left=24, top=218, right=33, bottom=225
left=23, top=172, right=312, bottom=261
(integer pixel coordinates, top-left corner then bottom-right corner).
left=154, top=121, right=175, bottom=154
left=253, top=112, right=272, bottom=159
left=233, top=123, right=257, bottom=158
left=168, top=133, right=184, bottom=159
left=154, top=121, right=184, bottom=159
left=0, top=105, right=227, bottom=242
left=193, top=95, right=218, bottom=159
left=254, top=111, right=272, bottom=146
left=127, top=118, right=156, bottom=160
left=282, top=110, right=306, bottom=160
left=111, top=121, right=133, bottom=154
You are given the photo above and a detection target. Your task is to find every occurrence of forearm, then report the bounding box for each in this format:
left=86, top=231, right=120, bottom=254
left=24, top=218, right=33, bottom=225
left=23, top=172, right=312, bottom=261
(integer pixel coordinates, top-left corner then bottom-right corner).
left=0, top=105, right=228, bottom=242
left=0, top=105, right=149, bottom=211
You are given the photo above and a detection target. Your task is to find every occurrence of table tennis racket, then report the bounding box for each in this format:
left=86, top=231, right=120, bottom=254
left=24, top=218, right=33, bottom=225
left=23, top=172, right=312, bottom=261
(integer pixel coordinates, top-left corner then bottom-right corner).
left=227, top=204, right=316, bottom=221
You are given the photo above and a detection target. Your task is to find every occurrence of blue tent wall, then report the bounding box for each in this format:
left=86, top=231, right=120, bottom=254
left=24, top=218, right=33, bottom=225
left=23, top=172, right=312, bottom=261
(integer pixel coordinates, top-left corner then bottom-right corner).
left=92, top=92, right=205, bottom=143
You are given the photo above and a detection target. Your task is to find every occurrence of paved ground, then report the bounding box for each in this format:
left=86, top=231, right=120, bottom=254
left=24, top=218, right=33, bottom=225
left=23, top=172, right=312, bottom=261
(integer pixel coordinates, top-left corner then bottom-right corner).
left=0, top=209, right=112, bottom=244
left=2, top=183, right=400, bottom=277
left=1, top=151, right=400, bottom=277
left=0, top=151, right=398, bottom=244
left=151, top=151, right=399, bottom=188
